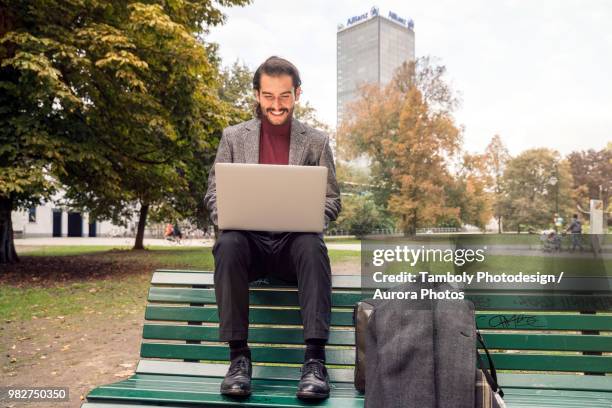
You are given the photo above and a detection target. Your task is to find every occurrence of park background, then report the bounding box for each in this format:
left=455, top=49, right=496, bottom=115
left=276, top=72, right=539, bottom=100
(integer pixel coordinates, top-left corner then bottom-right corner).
left=1, top=0, right=611, bottom=406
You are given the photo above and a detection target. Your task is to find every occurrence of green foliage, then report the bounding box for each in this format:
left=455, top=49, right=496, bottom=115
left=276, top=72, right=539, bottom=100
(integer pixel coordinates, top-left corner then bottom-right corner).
left=331, top=194, right=391, bottom=237
left=0, top=0, right=250, bottom=255
left=219, top=59, right=255, bottom=124
left=294, top=100, right=331, bottom=132
left=445, top=153, right=493, bottom=230
left=501, top=148, right=574, bottom=231
left=567, top=147, right=611, bottom=210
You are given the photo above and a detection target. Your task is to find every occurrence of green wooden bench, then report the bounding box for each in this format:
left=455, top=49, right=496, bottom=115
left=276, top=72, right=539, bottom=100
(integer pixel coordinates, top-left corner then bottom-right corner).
left=83, top=269, right=612, bottom=407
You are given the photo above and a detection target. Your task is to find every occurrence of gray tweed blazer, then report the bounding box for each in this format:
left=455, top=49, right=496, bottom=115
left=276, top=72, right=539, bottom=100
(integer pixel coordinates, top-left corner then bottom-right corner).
left=203, top=117, right=341, bottom=227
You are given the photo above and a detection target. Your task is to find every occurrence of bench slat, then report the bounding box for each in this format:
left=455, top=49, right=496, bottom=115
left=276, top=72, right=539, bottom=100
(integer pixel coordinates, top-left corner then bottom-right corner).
left=136, top=360, right=355, bottom=382
left=152, top=271, right=612, bottom=293
left=87, top=377, right=364, bottom=408
left=145, top=305, right=355, bottom=326
left=148, top=287, right=363, bottom=307
left=142, top=324, right=612, bottom=352
left=503, top=388, right=612, bottom=407
left=153, top=270, right=365, bottom=289
left=148, top=287, right=612, bottom=311
left=140, top=343, right=612, bottom=373
left=484, top=353, right=612, bottom=373
left=476, top=313, right=612, bottom=331
left=481, top=333, right=612, bottom=352
left=143, top=324, right=356, bottom=346
left=145, top=305, right=612, bottom=331
left=140, top=343, right=355, bottom=365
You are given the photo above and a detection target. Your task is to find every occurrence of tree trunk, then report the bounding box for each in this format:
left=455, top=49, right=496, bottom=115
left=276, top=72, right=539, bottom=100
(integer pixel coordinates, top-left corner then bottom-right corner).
left=133, top=203, right=149, bottom=250
left=0, top=196, right=19, bottom=264
left=497, top=215, right=502, bottom=234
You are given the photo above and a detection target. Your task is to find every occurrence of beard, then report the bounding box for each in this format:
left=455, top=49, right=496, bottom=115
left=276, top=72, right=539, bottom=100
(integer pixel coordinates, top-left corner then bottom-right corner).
left=258, top=105, right=293, bottom=125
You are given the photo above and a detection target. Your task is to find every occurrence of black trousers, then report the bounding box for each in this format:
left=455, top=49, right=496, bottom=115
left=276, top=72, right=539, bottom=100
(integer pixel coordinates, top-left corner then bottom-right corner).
left=212, top=230, right=332, bottom=342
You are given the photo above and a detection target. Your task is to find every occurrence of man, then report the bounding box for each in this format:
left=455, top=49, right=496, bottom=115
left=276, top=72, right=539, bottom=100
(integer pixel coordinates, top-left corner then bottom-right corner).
left=203, top=56, right=341, bottom=400
left=566, top=213, right=583, bottom=251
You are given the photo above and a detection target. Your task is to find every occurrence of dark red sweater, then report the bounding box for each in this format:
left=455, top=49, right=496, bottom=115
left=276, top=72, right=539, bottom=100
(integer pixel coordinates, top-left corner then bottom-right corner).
left=259, top=116, right=291, bottom=165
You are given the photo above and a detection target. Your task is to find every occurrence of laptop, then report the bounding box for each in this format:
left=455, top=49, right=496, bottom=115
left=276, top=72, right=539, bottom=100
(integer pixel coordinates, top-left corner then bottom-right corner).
left=215, top=163, right=328, bottom=232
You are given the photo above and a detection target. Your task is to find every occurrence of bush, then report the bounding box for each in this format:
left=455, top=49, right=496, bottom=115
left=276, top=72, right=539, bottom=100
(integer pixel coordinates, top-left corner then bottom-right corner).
left=330, top=194, right=392, bottom=237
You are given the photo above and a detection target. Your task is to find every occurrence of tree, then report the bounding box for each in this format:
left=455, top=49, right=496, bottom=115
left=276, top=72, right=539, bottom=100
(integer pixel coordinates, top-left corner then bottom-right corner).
left=294, top=100, right=331, bottom=132
left=567, top=147, right=612, bottom=211
left=501, top=148, right=574, bottom=232
left=0, top=0, right=249, bottom=259
left=446, top=153, right=493, bottom=230
left=484, top=135, right=510, bottom=232
left=331, top=194, right=391, bottom=237
left=338, top=57, right=462, bottom=235
left=219, top=59, right=256, bottom=124
left=0, top=1, right=95, bottom=263
left=58, top=2, right=243, bottom=250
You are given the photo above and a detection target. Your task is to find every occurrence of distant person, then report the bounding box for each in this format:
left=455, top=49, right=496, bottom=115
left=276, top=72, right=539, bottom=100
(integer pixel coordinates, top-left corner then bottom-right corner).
left=172, top=222, right=182, bottom=242
left=203, top=56, right=341, bottom=400
left=566, top=214, right=583, bottom=251
left=546, top=231, right=561, bottom=251
left=164, top=223, right=174, bottom=240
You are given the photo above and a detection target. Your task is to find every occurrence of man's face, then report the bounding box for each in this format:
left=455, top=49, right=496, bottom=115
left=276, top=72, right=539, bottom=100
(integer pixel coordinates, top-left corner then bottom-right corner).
left=255, top=73, right=301, bottom=125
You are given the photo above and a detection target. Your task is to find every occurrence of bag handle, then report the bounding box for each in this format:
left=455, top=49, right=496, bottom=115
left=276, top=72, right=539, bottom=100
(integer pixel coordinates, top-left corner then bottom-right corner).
left=476, top=330, right=504, bottom=398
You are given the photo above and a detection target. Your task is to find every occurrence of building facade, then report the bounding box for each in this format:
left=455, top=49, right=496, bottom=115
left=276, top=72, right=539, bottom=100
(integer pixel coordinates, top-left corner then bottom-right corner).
left=11, top=190, right=140, bottom=238
left=337, top=7, right=416, bottom=126
left=12, top=200, right=137, bottom=238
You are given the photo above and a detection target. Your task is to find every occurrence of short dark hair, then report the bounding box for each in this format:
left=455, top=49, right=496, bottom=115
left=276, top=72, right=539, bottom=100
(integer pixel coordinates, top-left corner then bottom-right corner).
left=573, top=213, right=578, bottom=218
left=253, top=56, right=301, bottom=92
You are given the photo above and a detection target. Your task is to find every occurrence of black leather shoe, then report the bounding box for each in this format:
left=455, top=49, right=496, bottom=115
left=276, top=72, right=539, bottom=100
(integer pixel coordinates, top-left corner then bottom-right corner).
left=220, top=355, right=252, bottom=397
left=296, top=358, right=330, bottom=400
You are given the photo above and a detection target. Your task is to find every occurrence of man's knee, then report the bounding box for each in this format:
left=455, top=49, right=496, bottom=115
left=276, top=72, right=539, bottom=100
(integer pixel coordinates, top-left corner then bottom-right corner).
left=290, top=234, right=331, bottom=278
left=291, top=233, right=327, bottom=259
left=214, top=230, right=249, bottom=256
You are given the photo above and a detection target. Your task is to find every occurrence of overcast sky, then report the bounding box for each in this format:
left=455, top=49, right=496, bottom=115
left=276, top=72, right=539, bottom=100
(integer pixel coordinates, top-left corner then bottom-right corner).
left=206, top=0, right=611, bottom=156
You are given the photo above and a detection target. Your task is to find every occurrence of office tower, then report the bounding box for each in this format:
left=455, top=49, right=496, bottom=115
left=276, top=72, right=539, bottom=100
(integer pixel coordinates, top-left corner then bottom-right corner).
left=337, top=7, right=415, bottom=126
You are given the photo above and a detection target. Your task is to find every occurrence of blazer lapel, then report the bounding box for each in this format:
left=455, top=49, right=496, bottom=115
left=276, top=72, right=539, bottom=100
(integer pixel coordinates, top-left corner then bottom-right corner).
left=288, top=119, right=307, bottom=165
left=243, top=118, right=260, bottom=164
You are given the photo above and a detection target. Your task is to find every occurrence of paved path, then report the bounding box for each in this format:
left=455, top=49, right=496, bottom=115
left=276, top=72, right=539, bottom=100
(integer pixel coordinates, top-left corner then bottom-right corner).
left=14, top=236, right=214, bottom=247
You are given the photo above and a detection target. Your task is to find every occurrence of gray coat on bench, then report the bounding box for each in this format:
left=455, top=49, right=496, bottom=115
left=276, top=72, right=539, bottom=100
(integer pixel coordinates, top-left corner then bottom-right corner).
left=203, top=117, right=341, bottom=227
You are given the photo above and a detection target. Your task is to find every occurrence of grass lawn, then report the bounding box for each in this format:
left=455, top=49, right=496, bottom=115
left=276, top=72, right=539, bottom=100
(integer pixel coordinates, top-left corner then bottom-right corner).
left=21, top=245, right=132, bottom=256
left=0, top=272, right=149, bottom=322
left=20, top=245, right=216, bottom=268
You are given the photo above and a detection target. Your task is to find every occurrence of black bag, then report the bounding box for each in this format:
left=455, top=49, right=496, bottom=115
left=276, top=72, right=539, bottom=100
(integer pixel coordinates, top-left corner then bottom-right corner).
left=353, top=281, right=505, bottom=408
